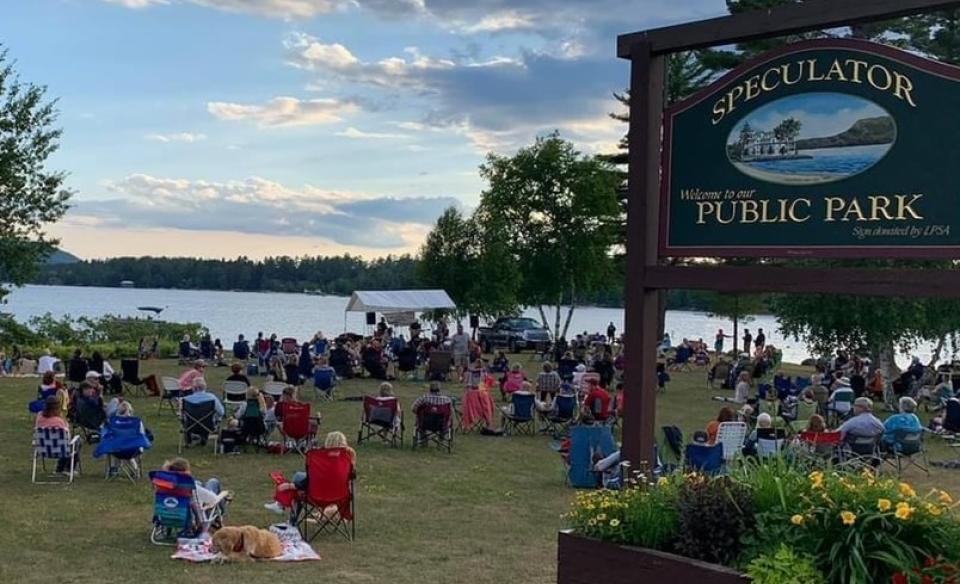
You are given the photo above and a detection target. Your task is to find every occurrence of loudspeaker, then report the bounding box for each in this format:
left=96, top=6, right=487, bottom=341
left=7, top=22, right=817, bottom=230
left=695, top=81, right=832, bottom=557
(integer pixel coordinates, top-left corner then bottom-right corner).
left=366, top=312, right=376, bottom=325
left=469, top=314, right=480, bottom=329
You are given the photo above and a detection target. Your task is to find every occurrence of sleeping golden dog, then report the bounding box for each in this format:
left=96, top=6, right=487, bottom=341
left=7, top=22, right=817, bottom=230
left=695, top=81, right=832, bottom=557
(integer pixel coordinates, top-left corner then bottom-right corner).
left=212, top=526, right=283, bottom=561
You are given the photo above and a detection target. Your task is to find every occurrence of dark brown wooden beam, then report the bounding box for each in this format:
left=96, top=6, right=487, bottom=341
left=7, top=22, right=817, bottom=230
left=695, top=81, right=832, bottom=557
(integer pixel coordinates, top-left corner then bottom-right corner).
left=618, top=0, right=960, bottom=57
left=621, top=43, right=664, bottom=468
left=643, top=265, right=960, bottom=298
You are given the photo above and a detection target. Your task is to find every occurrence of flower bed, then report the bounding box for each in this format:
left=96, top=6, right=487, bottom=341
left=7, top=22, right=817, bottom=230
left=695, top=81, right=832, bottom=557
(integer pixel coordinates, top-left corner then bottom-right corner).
left=560, top=459, right=960, bottom=584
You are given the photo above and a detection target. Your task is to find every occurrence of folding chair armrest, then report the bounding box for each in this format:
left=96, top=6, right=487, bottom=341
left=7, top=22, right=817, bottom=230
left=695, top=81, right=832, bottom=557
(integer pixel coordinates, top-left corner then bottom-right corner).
left=69, top=435, right=82, bottom=446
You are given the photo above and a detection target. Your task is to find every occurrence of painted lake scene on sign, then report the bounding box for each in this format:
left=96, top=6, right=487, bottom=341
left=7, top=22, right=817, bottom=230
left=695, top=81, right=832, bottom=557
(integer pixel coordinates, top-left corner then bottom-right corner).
left=726, top=92, right=897, bottom=185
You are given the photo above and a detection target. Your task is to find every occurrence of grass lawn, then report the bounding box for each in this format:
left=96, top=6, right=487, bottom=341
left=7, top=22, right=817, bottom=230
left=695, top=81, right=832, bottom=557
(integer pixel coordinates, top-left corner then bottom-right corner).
left=3, top=357, right=960, bottom=583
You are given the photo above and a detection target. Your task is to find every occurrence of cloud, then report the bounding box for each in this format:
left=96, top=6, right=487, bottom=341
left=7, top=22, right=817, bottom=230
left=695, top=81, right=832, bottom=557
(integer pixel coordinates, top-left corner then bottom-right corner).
left=73, top=174, right=458, bottom=249
left=460, top=10, right=534, bottom=33
left=102, top=0, right=169, bottom=7
left=145, top=132, right=207, bottom=143
left=336, top=127, right=409, bottom=139
left=207, top=96, right=358, bottom=127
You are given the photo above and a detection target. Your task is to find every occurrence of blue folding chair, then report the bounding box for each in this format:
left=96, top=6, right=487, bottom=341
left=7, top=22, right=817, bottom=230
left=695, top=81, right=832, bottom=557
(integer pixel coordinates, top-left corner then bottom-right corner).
left=313, top=367, right=337, bottom=401
left=565, top=425, right=618, bottom=488
left=541, top=393, right=577, bottom=437
left=757, top=383, right=771, bottom=400
left=149, top=470, right=200, bottom=545
left=794, top=377, right=811, bottom=391
left=502, top=392, right=537, bottom=435
left=95, top=416, right=152, bottom=481
left=685, top=443, right=723, bottom=475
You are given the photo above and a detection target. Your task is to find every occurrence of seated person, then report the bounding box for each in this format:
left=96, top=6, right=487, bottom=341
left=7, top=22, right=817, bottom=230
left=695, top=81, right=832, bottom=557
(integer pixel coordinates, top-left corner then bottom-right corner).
left=368, top=383, right=403, bottom=435
left=581, top=379, right=612, bottom=422
left=284, top=354, right=302, bottom=386
left=536, top=362, right=562, bottom=402
left=264, top=431, right=357, bottom=519
left=232, top=335, right=250, bottom=361
left=312, top=357, right=338, bottom=395
left=411, top=382, right=453, bottom=416
left=838, top=397, right=885, bottom=441
left=178, top=360, right=207, bottom=391
left=67, top=350, right=89, bottom=384
left=361, top=341, right=388, bottom=380
left=490, top=351, right=509, bottom=374
left=35, top=395, right=81, bottom=473
left=882, top=396, right=923, bottom=448
left=37, top=350, right=60, bottom=376
left=501, top=363, right=527, bottom=399
left=101, top=401, right=152, bottom=475
left=705, top=406, right=737, bottom=445
left=162, top=457, right=230, bottom=522
left=805, top=413, right=827, bottom=433
left=328, top=343, right=353, bottom=379
left=827, top=382, right=855, bottom=417
left=181, top=379, right=225, bottom=447
left=225, top=362, right=250, bottom=386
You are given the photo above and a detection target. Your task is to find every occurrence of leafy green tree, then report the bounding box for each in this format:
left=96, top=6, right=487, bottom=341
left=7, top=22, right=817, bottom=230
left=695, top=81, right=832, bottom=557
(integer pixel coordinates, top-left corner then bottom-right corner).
left=773, top=118, right=802, bottom=142
left=708, top=293, right=767, bottom=354
left=418, top=207, right=477, bottom=319
left=890, top=9, right=960, bottom=64
left=0, top=48, right=72, bottom=301
left=477, top=133, right=620, bottom=340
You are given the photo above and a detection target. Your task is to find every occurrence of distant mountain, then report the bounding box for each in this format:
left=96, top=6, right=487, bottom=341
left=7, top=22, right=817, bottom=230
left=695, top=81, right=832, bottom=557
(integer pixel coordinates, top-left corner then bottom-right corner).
left=45, top=249, right=80, bottom=265
left=796, top=116, right=896, bottom=150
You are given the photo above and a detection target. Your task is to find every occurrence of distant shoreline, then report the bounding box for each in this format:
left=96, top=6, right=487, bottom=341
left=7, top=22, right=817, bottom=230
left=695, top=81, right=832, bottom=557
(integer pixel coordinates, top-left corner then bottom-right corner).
left=732, top=162, right=845, bottom=184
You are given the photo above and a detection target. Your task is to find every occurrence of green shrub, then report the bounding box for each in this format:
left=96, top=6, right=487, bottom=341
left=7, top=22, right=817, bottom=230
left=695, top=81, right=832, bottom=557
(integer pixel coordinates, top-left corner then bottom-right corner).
left=746, top=544, right=826, bottom=584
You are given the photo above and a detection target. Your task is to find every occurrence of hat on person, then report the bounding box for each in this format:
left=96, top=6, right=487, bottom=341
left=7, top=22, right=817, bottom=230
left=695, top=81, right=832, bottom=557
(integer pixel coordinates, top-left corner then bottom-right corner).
left=575, top=364, right=587, bottom=372
left=838, top=376, right=851, bottom=386
left=85, top=370, right=100, bottom=379
left=738, top=404, right=754, bottom=418
left=194, top=359, right=207, bottom=367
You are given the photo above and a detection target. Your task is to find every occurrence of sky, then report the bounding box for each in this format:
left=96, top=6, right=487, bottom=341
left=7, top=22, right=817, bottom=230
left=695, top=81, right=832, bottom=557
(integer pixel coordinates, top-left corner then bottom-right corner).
left=728, top=93, right=889, bottom=144
left=2, top=0, right=727, bottom=260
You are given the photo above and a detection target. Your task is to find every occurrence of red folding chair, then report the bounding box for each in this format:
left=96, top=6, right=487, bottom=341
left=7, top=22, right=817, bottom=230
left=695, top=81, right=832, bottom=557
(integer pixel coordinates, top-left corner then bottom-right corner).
left=798, top=430, right=842, bottom=459
left=280, top=402, right=315, bottom=455
left=357, top=396, right=403, bottom=448
left=413, top=402, right=453, bottom=453
left=294, top=447, right=355, bottom=542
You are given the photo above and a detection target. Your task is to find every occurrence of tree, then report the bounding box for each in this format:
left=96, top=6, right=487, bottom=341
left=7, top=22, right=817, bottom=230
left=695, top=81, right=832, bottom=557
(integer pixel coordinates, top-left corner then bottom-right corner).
left=477, top=133, right=621, bottom=340
left=892, top=9, right=960, bottom=65
left=0, top=47, right=72, bottom=301
left=707, top=293, right=767, bottom=355
left=418, top=207, right=476, bottom=319
left=773, top=118, right=802, bottom=142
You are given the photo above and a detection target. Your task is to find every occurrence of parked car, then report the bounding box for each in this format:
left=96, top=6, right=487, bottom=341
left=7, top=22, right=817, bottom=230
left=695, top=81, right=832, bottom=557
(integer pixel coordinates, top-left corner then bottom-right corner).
left=478, top=317, right=552, bottom=353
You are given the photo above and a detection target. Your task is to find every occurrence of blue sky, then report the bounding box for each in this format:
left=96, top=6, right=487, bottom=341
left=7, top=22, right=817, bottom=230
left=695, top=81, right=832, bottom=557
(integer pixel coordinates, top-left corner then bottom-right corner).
left=729, top=93, right=889, bottom=144
left=2, top=0, right=726, bottom=259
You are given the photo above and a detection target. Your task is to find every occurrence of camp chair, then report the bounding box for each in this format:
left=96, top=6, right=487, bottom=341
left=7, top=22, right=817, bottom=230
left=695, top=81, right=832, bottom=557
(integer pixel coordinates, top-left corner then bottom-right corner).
left=177, top=341, right=193, bottom=365
left=427, top=351, right=452, bottom=382
left=32, top=427, right=81, bottom=484
left=944, top=398, right=960, bottom=433
left=121, top=359, right=147, bottom=396
left=312, top=367, right=337, bottom=401
left=239, top=398, right=268, bottom=450
left=94, top=415, right=151, bottom=481
left=149, top=470, right=222, bottom=545
left=280, top=401, right=315, bottom=455
left=773, top=374, right=792, bottom=400
left=756, top=437, right=784, bottom=458
left=565, top=425, right=617, bottom=488
left=709, top=361, right=732, bottom=390
left=502, top=392, right=537, bottom=436
left=797, top=430, right=842, bottom=462
left=577, top=373, right=601, bottom=397
left=826, top=387, right=855, bottom=425
left=685, top=443, right=723, bottom=475
left=397, top=347, right=418, bottom=379
left=75, top=398, right=106, bottom=444
left=413, top=402, right=453, bottom=452
left=794, top=377, right=811, bottom=391
left=781, top=398, right=818, bottom=433
left=716, top=421, right=748, bottom=465
left=159, top=377, right=184, bottom=414
left=885, top=430, right=929, bottom=476
left=263, top=381, right=286, bottom=402
left=557, top=358, right=578, bottom=382
left=294, top=448, right=356, bottom=542
left=178, top=399, right=220, bottom=454
left=540, top=393, right=577, bottom=438
left=222, top=381, right=248, bottom=411
left=656, top=425, right=684, bottom=474
left=67, top=357, right=89, bottom=385
left=357, top=396, right=403, bottom=448
left=281, top=338, right=299, bottom=355
left=840, top=433, right=882, bottom=469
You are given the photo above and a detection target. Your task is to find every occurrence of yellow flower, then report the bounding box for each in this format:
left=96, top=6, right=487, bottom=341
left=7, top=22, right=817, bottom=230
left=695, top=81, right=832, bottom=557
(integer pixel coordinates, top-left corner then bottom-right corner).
left=926, top=503, right=942, bottom=517
left=596, top=513, right=607, bottom=522
left=877, top=498, right=892, bottom=512
left=790, top=514, right=805, bottom=526
left=809, top=471, right=825, bottom=489
left=899, top=482, right=917, bottom=499
left=587, top=519, right=597, bottom=526
left=609, top=519, right=621, bottom=527
left=840, top=511, right=857, bottom=526
left=657, top=477, right=668, bottom=486
left=895, top=502, right=914, bottom=521
left=939, top=490, right=954, bottom=505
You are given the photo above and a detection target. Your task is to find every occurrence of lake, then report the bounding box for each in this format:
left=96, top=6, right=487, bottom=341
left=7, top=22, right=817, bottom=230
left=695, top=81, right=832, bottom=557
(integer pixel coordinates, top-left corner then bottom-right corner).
left=0, top=284, right=936, bottom=366
left=745, top=144, right=890, bottom=179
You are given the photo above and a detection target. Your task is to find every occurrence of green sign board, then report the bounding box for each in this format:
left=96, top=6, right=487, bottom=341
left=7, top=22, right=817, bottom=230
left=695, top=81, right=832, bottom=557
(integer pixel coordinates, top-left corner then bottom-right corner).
left=661, top=38, right=960, bottom=258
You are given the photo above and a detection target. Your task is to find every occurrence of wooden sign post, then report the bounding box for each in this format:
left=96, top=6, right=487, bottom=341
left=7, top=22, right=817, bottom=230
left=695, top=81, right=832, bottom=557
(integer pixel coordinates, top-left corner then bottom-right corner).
left=618, top=0, right=960, bottom=466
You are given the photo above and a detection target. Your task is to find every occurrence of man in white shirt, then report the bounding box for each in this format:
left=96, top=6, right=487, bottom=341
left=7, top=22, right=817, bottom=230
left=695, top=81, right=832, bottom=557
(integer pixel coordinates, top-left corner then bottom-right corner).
left=37, top=350, right=60, bottom=375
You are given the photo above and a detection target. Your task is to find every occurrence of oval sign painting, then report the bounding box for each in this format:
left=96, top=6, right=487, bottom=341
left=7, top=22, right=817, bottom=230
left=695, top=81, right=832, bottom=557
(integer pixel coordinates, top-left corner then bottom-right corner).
left=726, top=92, right=897, bottom=185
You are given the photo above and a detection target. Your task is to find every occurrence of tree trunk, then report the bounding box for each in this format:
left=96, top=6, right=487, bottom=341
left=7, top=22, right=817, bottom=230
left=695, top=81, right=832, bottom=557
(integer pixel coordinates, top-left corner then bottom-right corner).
left=927, top=335, right=947, bottom=369
left=562, top=304, right=577, bottom=340
left=732, top=296, right=739, bottom=356
left=870, top=341, right=900, bottom=381
left=537, top=305, right=549, bottom=328
left=555, top=295, right=562, bottom=341
left=657, top=289, right=667, bottom=340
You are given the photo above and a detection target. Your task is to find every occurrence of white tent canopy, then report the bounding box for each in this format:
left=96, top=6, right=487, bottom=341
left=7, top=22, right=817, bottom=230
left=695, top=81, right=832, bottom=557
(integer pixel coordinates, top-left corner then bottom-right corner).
left=344, top=290, right=457, bottom=314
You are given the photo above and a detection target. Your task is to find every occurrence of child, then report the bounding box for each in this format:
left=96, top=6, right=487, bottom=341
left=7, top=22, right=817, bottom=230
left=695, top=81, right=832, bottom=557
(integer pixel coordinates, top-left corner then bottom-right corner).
left=490, top=351, right=509, bottom=373
left=220, top=418, right=243, bottom=454
left=656, top=363, right=670, bottom=393
left=501, top=363, right=527, bottom=399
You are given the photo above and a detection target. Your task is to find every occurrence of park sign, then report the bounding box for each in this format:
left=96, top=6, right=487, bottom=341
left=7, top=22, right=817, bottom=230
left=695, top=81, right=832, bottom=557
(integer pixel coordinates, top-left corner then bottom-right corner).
left=660, top=38, right=960, bottom=258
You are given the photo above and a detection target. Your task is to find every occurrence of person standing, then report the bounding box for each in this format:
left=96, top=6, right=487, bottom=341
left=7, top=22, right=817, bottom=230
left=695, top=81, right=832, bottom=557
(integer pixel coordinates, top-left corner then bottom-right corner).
left=742, top=328, right=752, bottom=355
left=606, top=322, right=617, bottom=343
left=714, top=329, right=730, bottom=360
left=754, top=328, right=766, bottom=354
left=450, top=324, right=470, bottom=377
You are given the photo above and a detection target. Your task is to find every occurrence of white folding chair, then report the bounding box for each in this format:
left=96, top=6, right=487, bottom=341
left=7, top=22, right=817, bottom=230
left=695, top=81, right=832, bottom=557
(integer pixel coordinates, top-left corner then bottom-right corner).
left=159, top=377, right=184, bottom=414
left=222, top=381, right=248, bottom=411
left=716, top=421, right=748, bottom=464
left=263, top=381, right=287, bottom=401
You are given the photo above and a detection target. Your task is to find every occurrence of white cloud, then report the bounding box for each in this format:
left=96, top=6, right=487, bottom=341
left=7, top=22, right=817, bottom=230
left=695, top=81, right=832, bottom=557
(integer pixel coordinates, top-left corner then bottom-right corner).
left=102, top=0, right=169, bottom=7
left=460, top=10, right=534, bottom=33
left=103, top=0, right=346, bottom=18
left=336, top=127, right=409, bottom=139
left=207, top=96, right=358, bottom=127
left=145, top=132, right=207, bottom=143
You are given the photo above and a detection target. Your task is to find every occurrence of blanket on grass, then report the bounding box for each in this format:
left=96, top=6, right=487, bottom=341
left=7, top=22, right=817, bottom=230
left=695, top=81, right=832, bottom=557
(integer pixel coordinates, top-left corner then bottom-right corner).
left=172, top=524, right=320, bottom=563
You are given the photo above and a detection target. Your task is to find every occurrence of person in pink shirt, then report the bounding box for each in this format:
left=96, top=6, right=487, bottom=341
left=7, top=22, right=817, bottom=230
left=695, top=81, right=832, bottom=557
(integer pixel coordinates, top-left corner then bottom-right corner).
left=35, top=396, right=79, bottom=473
left=501, top=363, right=527, bottom=400
left=178, top=360, right=207, bottom=391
